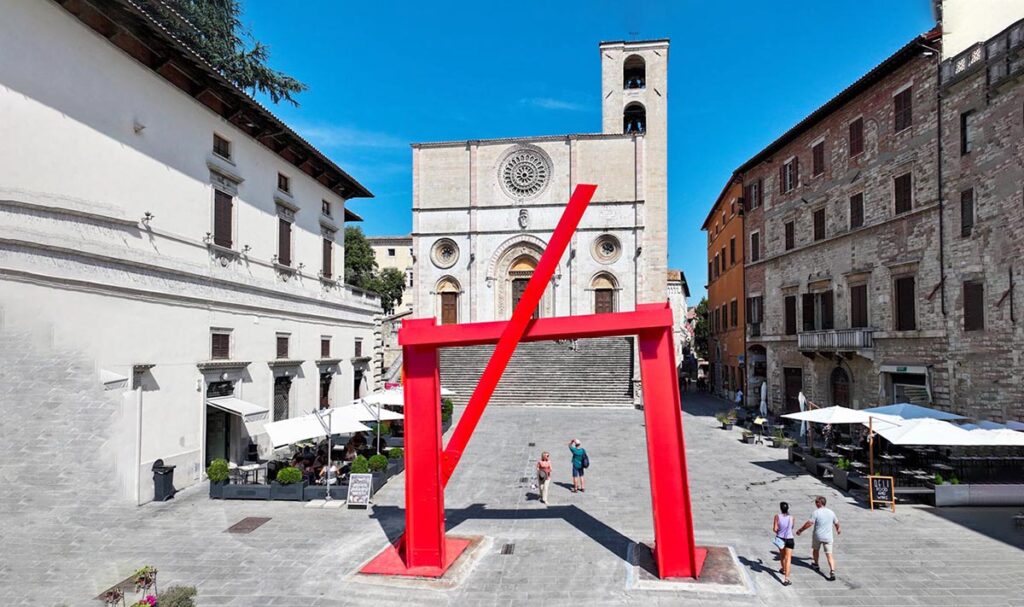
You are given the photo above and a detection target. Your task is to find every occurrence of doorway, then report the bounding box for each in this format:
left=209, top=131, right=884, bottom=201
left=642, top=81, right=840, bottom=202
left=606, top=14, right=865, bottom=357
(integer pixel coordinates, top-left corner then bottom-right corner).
left=783, top=367, right=803, bottom=413
left=205, top=380, right=234, bottom=465
left=831, top=367, right=850, bottom=407
left=441, top=292, right=458, bottom=325
left=511, top=278, right=538, bottom=319
left=595, top=289, right=614, bottom=314
left=273, top=376, right=291, bottom=421
left=319, top=372, right=332, bottom=409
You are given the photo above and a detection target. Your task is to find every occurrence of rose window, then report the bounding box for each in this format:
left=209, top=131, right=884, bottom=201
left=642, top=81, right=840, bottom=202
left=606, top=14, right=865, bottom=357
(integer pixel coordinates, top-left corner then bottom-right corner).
left=499, top=147, right=552, bottom=200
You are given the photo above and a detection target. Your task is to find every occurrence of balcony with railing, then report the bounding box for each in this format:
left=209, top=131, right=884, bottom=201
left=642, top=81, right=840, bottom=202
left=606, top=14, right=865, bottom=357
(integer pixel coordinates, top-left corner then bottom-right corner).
left=798, top=328, right=875, bottom=352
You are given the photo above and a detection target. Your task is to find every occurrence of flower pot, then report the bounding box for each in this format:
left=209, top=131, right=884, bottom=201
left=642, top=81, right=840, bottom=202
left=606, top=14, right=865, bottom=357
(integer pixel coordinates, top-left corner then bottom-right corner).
left=222, top=483, right=271, bottom=500
left=721, top=422, right=734, bottom=430
left=742, top=434, right=755, bottom=444
left=209, top=480, right=227, bottom=499
left=271, top=480, right=308, bottom=501
left=832, top=468, right=850, bottom=491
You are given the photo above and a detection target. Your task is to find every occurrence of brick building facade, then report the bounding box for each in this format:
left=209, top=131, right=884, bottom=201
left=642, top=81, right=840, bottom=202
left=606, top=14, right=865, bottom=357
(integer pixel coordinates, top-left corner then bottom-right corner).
left=702, top=179, right=745, bottom=399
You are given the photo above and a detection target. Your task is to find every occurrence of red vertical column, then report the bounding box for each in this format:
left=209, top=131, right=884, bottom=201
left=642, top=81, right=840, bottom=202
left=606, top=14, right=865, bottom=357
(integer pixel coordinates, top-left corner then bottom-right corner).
left=637, top=318, right=705, bottom=579
left=401, top=319, right=446, bottom=571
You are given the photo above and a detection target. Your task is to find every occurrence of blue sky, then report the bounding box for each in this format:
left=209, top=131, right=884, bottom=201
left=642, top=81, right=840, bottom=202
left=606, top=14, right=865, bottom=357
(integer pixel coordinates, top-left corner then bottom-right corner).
left=243, top=0, right=935, bottom=303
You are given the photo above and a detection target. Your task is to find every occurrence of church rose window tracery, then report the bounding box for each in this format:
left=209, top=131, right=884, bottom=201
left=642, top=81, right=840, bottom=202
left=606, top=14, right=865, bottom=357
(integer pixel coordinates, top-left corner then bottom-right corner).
left=431, top=238, right=459, bottom=269
left=498, top=145, right=552, bottom=200
left=593, top=234, right=622, bottom=264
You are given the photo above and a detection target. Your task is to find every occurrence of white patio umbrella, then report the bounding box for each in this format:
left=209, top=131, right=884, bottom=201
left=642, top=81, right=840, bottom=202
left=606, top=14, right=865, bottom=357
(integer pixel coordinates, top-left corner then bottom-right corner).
left=263, top=407, right=370, bottom=449
left=362, top=386, right=456, bottom=408
left=345, top=400, right=404, bottom=452
left=797, top=392, right=807, bottom=438
left=875, top=418, right=975, bottom=446
left=863, top=403, right=967, bottom=421
left=784, top=406, right=875, bottom=425
left=759, top=382, right=768, bottom=418
left=971, top=428, right=1024, bottom=446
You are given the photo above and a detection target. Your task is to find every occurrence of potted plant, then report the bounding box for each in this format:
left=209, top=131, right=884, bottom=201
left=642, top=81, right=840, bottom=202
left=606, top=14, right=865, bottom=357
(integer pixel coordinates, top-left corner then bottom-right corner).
left=441, top=398, right=454, bottom=432
left=133, top=565, right=157, bottom=595
left=387, top=447, right=404, bottom=460
left=832, top=457, right=851, bottom=490
left=369, top=453, right=390, bottom=492
left=741, top=430, right=755, bottom=444
left=715, top=411, right=734, bottom=430
left=932, top=473, right=970, bottom=506
left=350, top=454, right=370, bottom=474
left=206, top=458, right=229, bottom=499
left=769, top=428, right=787, bottom=448
left=270, top=466, right=307, bottom=501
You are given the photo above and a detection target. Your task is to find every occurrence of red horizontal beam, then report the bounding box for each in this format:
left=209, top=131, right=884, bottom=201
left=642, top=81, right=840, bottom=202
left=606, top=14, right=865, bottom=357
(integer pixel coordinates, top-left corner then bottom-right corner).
left=398, top=303, right=673, bottom=348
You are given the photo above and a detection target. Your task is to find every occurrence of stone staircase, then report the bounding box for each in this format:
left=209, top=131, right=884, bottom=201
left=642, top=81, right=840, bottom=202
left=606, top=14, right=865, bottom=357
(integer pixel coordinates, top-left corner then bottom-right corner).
left=439, top=336, right=635, bottom=406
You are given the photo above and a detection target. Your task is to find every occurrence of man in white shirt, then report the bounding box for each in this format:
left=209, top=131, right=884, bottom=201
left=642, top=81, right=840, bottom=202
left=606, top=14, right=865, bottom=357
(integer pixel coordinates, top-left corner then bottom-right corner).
left=796, top=495, right=841, bottom=581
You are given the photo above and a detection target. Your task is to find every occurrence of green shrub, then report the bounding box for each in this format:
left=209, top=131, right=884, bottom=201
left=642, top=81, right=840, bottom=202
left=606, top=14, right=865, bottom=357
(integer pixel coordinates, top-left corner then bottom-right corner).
left=934, top=473, right=945, bottom=485
left=350, top=455, right=369, bottom=474
left=159, top=586, right=197, bottom=607
left=206, top=458, right=229, bottom=483
left=387, top=447, right=404, bottom=460
left=715, top=412, right=730, bottom=425
left=369, top=453, right=388, bottom=472
left=835, top=458, right=850, bottom=471
left=441, top=397, right=454, bottom=423
left=773, top=428, right=785, bottom=441
left=275, top=466, right=303, bottom=485
left=950, top=475, right=960, bottom=485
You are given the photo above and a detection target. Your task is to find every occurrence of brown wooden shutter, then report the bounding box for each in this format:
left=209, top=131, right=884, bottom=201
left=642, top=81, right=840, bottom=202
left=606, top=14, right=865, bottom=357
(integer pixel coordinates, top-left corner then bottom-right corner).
left=321, top=338, right=330, bottom=358
left=784, top=296, right=797, bottom=335
left=278, top=218, right=292, bottom=266
left=895, top=276, right=916, bottom=330
left=276, top=335, right=289, bottom=359
left=894, top=173, right=912, bottom=214
left=960, top=189, right=974, bottom=237
left=821, top=290, right=834, bottom=330
left=757, top=178, right=764, bottom=207
left=793, top=156, right=800, bottom=188
left=963, top=281, right=984, bottom=331
left=322, top=238, right=333, bottom=278
left=850, top=285, right=868, bottom=328
left=213, top=190, right=233, bottom=248
left=751, top=233, right=760, bottom=262
left=850, top=193, right=864, bottom=228
left=730, top=237, right=736, bottom=265
left=813, top=209, right=825, bottom=241
left=802, top=293, right=816, bottom=331
left=211, top=333, right=229, bottom=359
left=785, top=221, right=794, bottom=250
left=779, top=164, right=786, bottom=193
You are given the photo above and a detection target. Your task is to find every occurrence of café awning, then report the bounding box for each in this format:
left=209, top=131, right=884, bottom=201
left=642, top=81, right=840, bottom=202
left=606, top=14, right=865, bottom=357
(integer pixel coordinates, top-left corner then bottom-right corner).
left=876, top=418, right=975, bottom=446
left=783, top=406, right=874, bottom=425
left=206, top=396, right=269, bottom=424
left=263, top=408, right=370, bottom=449
left=863, top=403, right=966, bottom=421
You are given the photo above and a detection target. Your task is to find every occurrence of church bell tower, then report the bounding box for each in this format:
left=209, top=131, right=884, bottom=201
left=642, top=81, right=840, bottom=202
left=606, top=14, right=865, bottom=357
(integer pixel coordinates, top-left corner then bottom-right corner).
left=599, top=39, right=669, bottom=302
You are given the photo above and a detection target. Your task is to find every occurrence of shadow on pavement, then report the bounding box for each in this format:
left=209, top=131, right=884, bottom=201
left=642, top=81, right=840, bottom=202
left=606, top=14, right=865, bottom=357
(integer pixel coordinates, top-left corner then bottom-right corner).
left=370, top=503, right=635, bottom=564
left=920, top=506, right=1024, bottom=551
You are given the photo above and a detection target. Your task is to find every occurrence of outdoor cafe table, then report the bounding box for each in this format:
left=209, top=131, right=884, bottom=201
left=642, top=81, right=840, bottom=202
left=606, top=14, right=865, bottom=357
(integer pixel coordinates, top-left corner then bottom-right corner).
left=237, top=462, right=264, bottom=484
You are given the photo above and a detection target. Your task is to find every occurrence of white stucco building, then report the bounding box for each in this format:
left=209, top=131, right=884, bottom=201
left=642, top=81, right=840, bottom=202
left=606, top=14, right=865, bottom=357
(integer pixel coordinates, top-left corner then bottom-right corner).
left=0, top=0, right=380, bottom=502
left=411, top=40, right=669, bottom=324
left=667, top=269, right=692, bottom=362
left=368, top=235, right=414, bottom=313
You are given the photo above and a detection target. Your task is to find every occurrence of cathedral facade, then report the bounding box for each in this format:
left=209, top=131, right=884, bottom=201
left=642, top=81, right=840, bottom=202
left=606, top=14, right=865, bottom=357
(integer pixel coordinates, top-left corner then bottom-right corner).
left=411, top=40, right=669, bottom=324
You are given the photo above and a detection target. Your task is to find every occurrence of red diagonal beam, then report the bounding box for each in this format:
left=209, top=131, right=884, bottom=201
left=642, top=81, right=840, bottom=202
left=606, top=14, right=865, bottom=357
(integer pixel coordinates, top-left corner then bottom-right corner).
left=440, top=183, right=596, bottom=484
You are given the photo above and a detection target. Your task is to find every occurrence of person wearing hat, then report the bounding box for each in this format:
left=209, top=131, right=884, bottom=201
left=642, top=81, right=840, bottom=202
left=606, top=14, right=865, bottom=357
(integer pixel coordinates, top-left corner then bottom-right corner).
left=569, top=439, right=587, bottom=493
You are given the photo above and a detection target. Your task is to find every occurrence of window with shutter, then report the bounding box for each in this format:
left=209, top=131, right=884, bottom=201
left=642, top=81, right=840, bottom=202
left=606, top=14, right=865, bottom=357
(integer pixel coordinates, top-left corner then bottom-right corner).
left=277, top=172, right=290, bottom=193
left=802, top=293, right=816, bottom=331
left=850, top=193, right=864, bottom=229
left=322, top=238, right=333, bottom=278
left=785, top=221, right=795, bottom=250
left=730, top=300, right=738, bottom=328
left=894, top=276, right=917, bottom=330
left=722, top=304, right=729, bottom=328
left=211, top=332, right=230, bottom=360
left=813, top=208, right=826, bottom=241
left=963, top=281, right=984, bottom=331
left=894, top=173, right=912, bottom=215
left=213, top=190, right=233, bottom=248
left=321, top=337, right=331, bottom=358
left=276, top=335, right=289, bottom=359
left=784, top=296, right=797, bottom=335
left=812, top=141, right=825, bottom=176
left=960, top=110, right=975, bottom=155
left=278, top=218, right=292, bottom=266
left=894, top=88, right=913, bottom=132
left=850, top=284, right=868, bottom=328
left=821, top=290, right=834, bottom=330
left=849, top=117, right=864, bottom=157
left=213, top=134, right=231, bottom=160
left=730, top=237, right=736, bottom=265
left=354, top=339, right=363, bottom=358
left=721, top=246, right=727, bottom=270
left=708, top=261, right=712, bottom=284
left=960, top=188, right=975, bottom=237
left=751, top=232, right=760, bottom=262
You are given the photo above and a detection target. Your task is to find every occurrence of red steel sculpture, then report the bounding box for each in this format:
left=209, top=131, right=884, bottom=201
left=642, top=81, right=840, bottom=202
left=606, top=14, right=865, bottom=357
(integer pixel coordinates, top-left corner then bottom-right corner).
left=360, top=184, right=706, bottom=579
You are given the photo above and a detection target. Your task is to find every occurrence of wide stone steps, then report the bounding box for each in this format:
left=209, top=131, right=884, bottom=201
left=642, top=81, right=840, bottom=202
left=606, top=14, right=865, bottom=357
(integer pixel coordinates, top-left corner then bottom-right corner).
left=439, top=336, right=634, bottom=406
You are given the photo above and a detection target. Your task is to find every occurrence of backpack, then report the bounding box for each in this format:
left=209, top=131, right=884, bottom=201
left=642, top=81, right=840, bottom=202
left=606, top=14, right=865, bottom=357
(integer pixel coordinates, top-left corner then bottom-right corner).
left=581, top=451, right=590, bottom=469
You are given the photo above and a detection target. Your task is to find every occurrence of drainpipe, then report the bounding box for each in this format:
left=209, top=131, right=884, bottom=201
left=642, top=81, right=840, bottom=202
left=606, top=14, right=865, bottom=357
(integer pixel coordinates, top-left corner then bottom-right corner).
left=922, top=41, right=947, bottom=316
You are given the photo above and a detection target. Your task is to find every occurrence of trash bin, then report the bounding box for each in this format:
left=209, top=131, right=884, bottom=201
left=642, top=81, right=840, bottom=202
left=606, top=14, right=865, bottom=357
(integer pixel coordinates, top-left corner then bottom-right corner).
left=152, top=458, right=176, bottom=502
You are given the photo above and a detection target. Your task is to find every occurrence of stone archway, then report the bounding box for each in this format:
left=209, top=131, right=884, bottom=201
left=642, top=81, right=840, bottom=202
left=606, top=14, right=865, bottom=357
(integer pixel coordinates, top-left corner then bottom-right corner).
left=489, top=237, right=553, bottom=319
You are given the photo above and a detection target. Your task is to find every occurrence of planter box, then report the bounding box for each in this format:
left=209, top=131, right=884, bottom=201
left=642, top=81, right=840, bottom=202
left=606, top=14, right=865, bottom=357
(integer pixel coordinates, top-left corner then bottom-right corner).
left=303, top=485, right=348, bottom=501
left=787, top=445, right=804, bottom=463
left=741, top=434, right=755, bottom=444
left=933, top=483, right=970, bottom=507
left=832, top=468, right=850, bottom=491
left=222, top=484, right=271, bottom=500
left=209, top=480, right=227, bottom=499
left=720, top=422, right=734, bottom=431
left=271, top=481, right=308, bottom=501
left=804, top=455, right=828, bottom=477
left=769, top=439, right=786, bottom=449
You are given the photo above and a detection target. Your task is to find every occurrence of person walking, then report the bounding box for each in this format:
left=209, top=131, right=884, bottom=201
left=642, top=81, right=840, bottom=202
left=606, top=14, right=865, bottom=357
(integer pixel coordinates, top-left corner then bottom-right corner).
left=773, top=501, right=796, bottom=586
left=795, top=496, right=841, bottom=581
left=569, top=439, right=587, bottom=493
left=536, top=451, right=552, bottom=504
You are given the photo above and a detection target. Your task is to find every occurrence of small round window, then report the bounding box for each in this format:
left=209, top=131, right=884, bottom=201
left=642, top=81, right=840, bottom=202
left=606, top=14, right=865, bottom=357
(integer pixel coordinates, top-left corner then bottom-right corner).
left=431, top=238, right=459, bottom=269
left=592, top=234, right=621, bottom=264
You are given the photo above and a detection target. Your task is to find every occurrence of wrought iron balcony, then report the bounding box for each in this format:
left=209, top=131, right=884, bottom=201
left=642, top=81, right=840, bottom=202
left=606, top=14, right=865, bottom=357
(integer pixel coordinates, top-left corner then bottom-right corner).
left=798, top=328, right=874, bottom=352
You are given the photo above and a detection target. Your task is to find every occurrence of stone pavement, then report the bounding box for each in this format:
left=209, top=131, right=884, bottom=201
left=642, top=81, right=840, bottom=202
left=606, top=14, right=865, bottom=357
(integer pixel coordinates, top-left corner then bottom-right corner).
left=3, top=394, right=1024, bottom=606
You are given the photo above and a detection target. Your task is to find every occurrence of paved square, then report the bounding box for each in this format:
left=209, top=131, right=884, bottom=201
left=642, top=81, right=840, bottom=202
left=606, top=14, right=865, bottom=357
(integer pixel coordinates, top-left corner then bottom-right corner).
left=3, top=394, right=1023, bottom=606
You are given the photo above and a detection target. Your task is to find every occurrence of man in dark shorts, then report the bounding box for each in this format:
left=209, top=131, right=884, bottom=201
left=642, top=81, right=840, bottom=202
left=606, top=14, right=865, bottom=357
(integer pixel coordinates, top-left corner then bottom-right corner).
left=569, top=439, right=586, bottom=493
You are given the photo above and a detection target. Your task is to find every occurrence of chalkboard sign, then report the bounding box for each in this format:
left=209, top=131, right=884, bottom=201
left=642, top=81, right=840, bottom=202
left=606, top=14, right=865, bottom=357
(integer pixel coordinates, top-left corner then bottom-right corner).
left=868, top=475, right=895, bottom=512
left=346, top=473, right=373, bottom=508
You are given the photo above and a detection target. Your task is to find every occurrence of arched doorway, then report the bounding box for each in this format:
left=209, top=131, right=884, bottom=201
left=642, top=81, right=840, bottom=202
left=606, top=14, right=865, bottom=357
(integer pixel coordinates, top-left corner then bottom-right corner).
left=509, top=256, right=538, bottom=319
left=591, top=272, right=618, bottom=313
left=489, top=237, right=554, bottom=319
left=436, top=277, right=461, bottom=325
left=831, top=367, right=850, bottom=407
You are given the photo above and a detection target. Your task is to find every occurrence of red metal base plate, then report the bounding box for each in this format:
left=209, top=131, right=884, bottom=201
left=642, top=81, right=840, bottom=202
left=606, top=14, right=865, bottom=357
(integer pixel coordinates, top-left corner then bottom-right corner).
left=359, top=537, right=472, bottom=578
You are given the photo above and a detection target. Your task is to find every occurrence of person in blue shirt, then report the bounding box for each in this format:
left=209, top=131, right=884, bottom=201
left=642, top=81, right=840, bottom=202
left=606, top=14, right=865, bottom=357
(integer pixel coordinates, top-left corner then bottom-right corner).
left=569, top=439, right=586, bottom=493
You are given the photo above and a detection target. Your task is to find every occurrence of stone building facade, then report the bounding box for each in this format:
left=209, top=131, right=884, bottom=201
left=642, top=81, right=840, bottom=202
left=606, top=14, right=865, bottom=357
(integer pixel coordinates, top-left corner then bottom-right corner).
left=703, top=179, right=746, bottom=400
left=667, top=269, right=692, bottom=364
left=0, top=1, right=380, bottom=502
left=411, top=40, right=669, bottom=324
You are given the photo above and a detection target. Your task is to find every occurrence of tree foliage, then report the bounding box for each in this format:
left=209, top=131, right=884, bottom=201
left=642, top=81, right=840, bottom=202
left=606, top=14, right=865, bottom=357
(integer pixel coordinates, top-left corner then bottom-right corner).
left=344, top=227, right=407, bottom=315
left=693, top=297, right=709, bottom=360
left=147, top=0, right=308, bottom=105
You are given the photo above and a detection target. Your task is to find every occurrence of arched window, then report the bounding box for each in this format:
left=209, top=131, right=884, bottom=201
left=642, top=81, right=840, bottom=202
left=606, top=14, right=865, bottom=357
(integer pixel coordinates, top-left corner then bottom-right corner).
left=624, top=102, right=646, bottom=134
left=591, top=272, right=618, bottom=314
left=831, top=367, right=850, bottom=408
left=623, top=54, right=646, bottom=89
left=436, top=277, right=461, bottom=325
